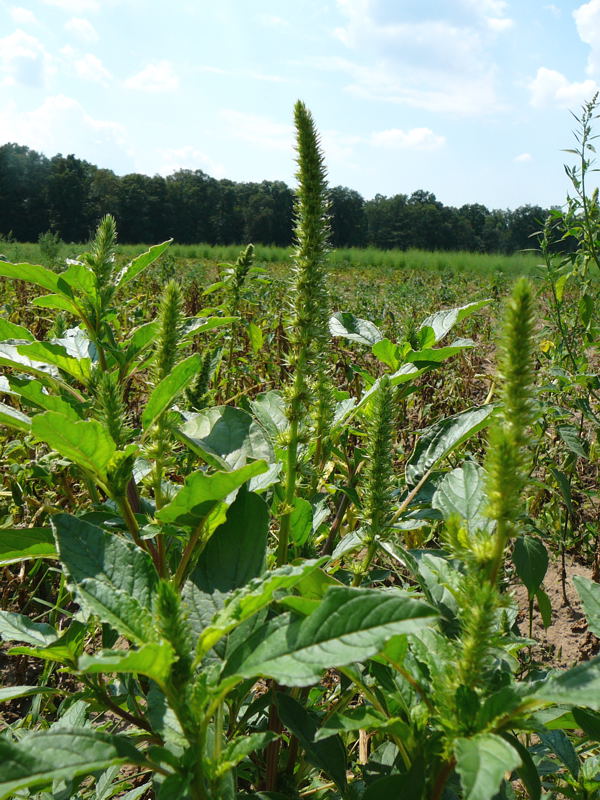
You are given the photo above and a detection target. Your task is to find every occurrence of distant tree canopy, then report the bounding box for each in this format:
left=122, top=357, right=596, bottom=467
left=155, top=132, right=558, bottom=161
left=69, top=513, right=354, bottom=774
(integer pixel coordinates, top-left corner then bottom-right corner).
left=0, top=142, right=551, bottom=253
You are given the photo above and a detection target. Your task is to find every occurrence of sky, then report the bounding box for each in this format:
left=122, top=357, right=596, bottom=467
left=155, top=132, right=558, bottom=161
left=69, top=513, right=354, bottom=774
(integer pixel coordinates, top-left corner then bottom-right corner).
left=1, top=0, right=600, bottom=210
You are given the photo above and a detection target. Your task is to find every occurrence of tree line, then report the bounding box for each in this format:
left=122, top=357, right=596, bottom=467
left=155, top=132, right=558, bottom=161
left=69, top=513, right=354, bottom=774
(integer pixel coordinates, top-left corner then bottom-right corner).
left=0, top=142, right=551, bottom=252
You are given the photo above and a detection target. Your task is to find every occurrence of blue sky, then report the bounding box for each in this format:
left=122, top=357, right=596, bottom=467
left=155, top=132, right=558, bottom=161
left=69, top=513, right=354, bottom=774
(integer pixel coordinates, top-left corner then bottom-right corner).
left=1, top=0, right=599, bottom=210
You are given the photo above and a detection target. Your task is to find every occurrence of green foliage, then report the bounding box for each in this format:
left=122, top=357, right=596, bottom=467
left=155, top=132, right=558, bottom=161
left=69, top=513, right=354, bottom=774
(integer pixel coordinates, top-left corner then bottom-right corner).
left=0, top=99, right=599, bottom=800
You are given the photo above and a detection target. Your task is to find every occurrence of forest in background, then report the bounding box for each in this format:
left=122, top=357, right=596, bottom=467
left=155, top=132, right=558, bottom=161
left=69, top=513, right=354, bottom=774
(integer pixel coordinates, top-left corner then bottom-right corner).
left=0, top=142, right=551, bottom=253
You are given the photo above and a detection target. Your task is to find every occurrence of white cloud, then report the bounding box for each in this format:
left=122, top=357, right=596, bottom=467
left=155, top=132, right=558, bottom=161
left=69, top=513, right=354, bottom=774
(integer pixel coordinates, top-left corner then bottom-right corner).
left=529, top=67, right=597, bottom=108
left=219, top=110, right=293, bottom=151
left=154, top=146, right=226, bottom=178
left=486, top=17, right=514, bottom=32
left=64, top=17, right=98, bottom=43
left=259, top=14, right=289, bottom=27
left=514, top=152, right=532, bottom=162
left=0, top=29, right=54, bottom=88
left=42, top=0, right=99, bottom=12
left=330, top=1, right=504, bottom=114
left=574, top=0, right=600, bottom=77
left=10, top=7, right=37, bottom=25
left=125, top=60, right=179, bottom=92
left=0, top=95, right=129, bottom=167
left=371, top=127, right=446, bottom=150
left=73, top=53, right=111, bottom=85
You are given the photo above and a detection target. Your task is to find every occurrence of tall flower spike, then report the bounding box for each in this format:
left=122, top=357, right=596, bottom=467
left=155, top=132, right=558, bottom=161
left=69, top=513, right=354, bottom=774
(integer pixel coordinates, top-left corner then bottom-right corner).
left=485, top=278, right=536, bottom=581
left=154, top=280, right=183, bottom=382
left=278, top=101, right=332, bottom=566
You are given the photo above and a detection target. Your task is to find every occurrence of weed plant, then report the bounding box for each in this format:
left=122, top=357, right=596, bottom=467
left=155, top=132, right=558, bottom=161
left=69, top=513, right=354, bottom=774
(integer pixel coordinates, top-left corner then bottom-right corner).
left=0, top=100, right=598, bottom=800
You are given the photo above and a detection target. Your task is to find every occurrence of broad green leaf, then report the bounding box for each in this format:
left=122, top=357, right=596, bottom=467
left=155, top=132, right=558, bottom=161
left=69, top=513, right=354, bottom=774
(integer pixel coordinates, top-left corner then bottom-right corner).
left=17, top=342, right=91, bottom=384
left=0, top=611, right=57, bottom=646
left=78, top=642, right=175, bottom=686
left=197, top=560, right=325, bottom=658
left=157, top=461, right=267, bottom=529
left=247, top=320, right=263, bottom=353
left=0, top=685, right=57, bottom=703
left=249, top=390, right=288, bottom=441
left=501, top=734, right=541, bottom=800
left=9, top=620, right=86, bottom=665
left=572, top=707, right=600, bottom=740
left=314, top=706, right=389, bottom=741
left=329, top=312, right=384, bottom=345
left=454, top=733, right=521, bottom=800
left=372, top=338, right=406, bottom=370
left=180, top=315, right=237, bottom=339
left=53, top=327, right=97, bottom=362
left=0, top=401, right=30, bottom=432
left=0, top=728, right=145, bottom=800
left=53, top=513, right=158, bottom=644
left=0, top=261, right=74, bottom=295
left=539, top=730, right=579, bottom=778
left=513, top=536, right=548, bottom=596
left=115, top=239, right=172, bottom=287
left=222, top=586, right=437, bottom=687
left=536, top=588, right=552, bottom=628
left=534, top=657, right=600, bottom=708
left=7, top=377, right=83, bottom=419
left=276, top=692, right=347, bottom=792
left=0, top=527, right=56, bottom=564
left=191, top=487, right=268, bottom=593
left=557, top=424, right=588, bottom=459
left=59, top=261, right=95, bottom=295
left=0, top=342, right=59, bottom=379
left=32, top=412, right=116, bottom=479
left=406, top=405, right=496, bottom=486
left=432, top=462, right=490, bottom=532
left=404, top=339, right=474, bottom=365
left=31, top=293, right=79, bottom=314
left=216, top=732, right=278, bottom=778
left=289, top=497, right=313, bottom=546
left=574, top=576, right=600, bottom=638
left=419, top=299, right=490, bottom=344
left=0, top=319, right=35, bottom=341
left=142, top=353, right=201, bottom=429
left=177, top=405, right=274, bottom=470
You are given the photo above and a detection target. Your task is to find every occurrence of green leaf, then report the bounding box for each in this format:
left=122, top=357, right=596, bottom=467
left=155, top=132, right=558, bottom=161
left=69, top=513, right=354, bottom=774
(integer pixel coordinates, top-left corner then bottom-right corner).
left=78, top=642, right=175, bottom=686
left=10, top=620, right=86, bottom=665
left=0, top=728, right=145, bottom=800
left=249, top=390, right=288, bottom=442
left=404, top=339, right=474, bottom=365
left=177, top=405, right=274, bottom=470
left=0, top=341, right=59, bottom=380
left=142, top=353, right=201, bottom=430
left=32, top=412, right=116, bottom=479
left=406, top=405, right=496, bottom=486
left=0, top=685, right=57, bottom=703
left=216, top=732, right=278, bottom=777
left=536, top=588, right=552, bottom=629
left=0, top=401, right=30, bottom=432
left=539, top=730, right=579, bottom=778
left=115, top=239, right=173, bottom=287
left=572, top=707, right=600, bottom=740
left=52, top=513, right=158, bottom=644
left=454, top=733, right=521, bottom=800
left=289, top=497, right=313, bottom=546
left=329, top=312, right=384, bottom=345
left=314, top=706, right=389, bottom=741
left=0, top=319, right=35, bottom=341
left=222, top=586, right=437, bottom=687
left=372, top=338, right=405, bottom=370
left=513, top=536, right=548, bottom=597
left=534, top=657, right=600, bottom=709
left=197, top=560, right=325, bottom=658
left=0, top=527, right=56, bottom=564
left=17, top=342, right=91, bottom=384
left=246, top=321, right=263, bottom=353
left=31, top=293, right=79, bottom=313
left=191, top=487, right=268, bottom=593
left=157, top=461, right=267, bottom=529
left=0, top=261, right=74, bottom=296
left=574, top=576, right=600, bottom=637
left=501, top=733, right=540, bottom=800
left=276, top=692, right=347, bottom=792
left=0, top=611, right=57, bottom=646
left=419, top=300, right=490, bottom=344
left=432, top=462, right=490, bottom=532
left=557, top=424, right=588, bottom=459
left=8, top=377, right=83, bottom=419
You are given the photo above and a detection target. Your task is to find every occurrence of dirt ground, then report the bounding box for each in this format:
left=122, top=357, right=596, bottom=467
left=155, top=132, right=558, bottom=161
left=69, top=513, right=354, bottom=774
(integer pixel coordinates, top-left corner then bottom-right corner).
left=513, top=555, right=600, bottom=668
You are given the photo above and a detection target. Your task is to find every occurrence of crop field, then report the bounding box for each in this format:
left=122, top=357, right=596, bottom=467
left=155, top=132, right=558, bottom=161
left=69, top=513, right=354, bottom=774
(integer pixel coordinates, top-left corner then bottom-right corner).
left=0, top=100, right=598, bottom=800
